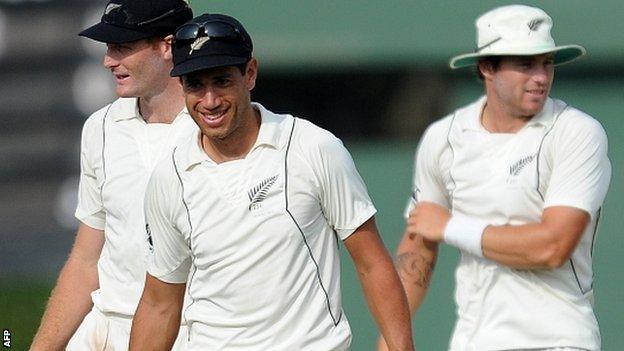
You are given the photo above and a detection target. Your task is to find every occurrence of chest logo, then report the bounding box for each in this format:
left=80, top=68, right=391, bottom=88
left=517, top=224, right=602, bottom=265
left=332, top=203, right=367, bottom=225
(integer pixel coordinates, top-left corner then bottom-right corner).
left=509, top=154, right=536, bottom=176
left=145, top=223, right=154, bottom=253
left=248, top=175, right=279, bottom=211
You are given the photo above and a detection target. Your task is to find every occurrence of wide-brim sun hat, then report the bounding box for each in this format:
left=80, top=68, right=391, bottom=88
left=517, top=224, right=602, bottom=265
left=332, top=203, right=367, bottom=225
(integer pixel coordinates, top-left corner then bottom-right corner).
left=449, top=5, right=586, bottom=69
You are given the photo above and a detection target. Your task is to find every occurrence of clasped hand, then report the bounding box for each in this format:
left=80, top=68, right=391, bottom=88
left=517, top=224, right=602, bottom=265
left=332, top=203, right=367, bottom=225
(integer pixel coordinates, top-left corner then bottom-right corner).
left=406, top=202, right=451, bottom=242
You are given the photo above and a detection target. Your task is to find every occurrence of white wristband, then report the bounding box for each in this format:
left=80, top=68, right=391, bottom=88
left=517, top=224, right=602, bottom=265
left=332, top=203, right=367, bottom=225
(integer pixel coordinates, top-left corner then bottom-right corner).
left=443, top=214, right=489, bottom=258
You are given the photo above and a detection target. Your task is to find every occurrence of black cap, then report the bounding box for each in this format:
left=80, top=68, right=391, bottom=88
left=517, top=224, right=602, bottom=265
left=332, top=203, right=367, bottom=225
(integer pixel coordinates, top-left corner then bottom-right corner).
left=170, top=13, right=253, bottom=77
left=79, top=0, right=193, bottom=44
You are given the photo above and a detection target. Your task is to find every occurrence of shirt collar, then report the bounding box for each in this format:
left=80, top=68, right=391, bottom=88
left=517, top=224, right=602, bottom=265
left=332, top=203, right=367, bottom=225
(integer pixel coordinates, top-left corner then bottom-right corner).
left=112, top=98, right=188, bottom=123
left=458, top=96, right=556, bottom=132
left=180, top=102, right=283, bottom=171
left=182, top=130, right=210, bottom=170
left=111, top=98, right=141, bottom=122
left=525, top=97, right=555, bottom=128
left=250, top=102, right=282, bottom=151
left=457, top=96, right=487, bottom=132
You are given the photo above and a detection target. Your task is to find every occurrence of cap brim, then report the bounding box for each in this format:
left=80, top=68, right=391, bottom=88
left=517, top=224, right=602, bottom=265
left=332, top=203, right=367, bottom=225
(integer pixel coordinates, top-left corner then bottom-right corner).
left=449, top=44, right=586, bottom=69
left=170, top=55, right=249, bottom=77
left=79, top=22, right=154, bottom=44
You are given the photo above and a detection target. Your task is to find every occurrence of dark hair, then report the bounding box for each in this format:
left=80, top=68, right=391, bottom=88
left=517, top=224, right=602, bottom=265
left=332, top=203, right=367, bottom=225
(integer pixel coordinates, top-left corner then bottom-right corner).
left=235, top=60, right=250, bottom=75
left=475, top=56, right=502, bottom=81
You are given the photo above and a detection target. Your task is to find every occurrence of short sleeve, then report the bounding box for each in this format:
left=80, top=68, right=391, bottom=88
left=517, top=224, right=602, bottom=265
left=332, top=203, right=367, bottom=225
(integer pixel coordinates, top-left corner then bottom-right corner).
left=405, top=122, right=451, bottom=217
left=75, top=117, right=106, bottom=229
left=544, top=114, right=611, bottom=215
left=313, top=132, right=376, bottom=241
left=145, top=160, right=192, bottom=284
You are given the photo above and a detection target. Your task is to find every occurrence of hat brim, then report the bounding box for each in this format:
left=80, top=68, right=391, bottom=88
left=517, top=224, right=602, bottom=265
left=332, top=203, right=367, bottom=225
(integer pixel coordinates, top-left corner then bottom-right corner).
left=170, top=55, right=250, bottom=77
left=79, top=22, right=154, bottom=44
left=449, top=44, right=586, bottom=69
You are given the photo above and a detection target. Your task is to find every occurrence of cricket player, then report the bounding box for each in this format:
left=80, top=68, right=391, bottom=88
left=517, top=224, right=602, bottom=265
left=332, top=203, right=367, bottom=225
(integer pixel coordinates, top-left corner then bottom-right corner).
left=129, top=13, right=415, bottom=351
left=379, top=5, right=611, bottom=351
left=30, top=0, right=195, bottom=350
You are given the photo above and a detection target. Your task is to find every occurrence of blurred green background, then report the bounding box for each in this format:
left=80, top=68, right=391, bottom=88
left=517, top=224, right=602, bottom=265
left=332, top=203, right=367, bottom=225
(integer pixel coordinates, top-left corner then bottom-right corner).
left=0, top=0, right=622, bottom=350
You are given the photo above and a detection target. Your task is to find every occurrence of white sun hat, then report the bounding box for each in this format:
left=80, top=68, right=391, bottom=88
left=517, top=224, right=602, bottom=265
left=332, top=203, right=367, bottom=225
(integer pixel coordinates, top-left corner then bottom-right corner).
left=449, top=5, right=586, bottom=69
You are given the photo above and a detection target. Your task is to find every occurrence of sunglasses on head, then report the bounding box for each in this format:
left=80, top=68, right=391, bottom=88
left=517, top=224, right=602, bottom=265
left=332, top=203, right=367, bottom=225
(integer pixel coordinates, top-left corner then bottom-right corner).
left=173, top=20, right=251, bottom=49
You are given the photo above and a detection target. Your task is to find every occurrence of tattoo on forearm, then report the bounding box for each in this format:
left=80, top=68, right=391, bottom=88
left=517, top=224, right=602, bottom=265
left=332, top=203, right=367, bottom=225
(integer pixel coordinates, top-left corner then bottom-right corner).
left=395, top=251, right=435, bottom=288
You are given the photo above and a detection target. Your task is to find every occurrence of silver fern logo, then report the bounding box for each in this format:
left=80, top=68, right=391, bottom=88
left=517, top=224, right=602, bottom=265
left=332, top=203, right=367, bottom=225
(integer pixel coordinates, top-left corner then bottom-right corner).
left=527, top=19, right=545, bottom=32
left=189, top=37, right=210, bottom=54
left=248, top=175, right=279, bottom=211
left=509, top=154, right=536, bottom=176
left=105, top=3, right=122, bottom=15
left=145, top=223, right=153, bottom=253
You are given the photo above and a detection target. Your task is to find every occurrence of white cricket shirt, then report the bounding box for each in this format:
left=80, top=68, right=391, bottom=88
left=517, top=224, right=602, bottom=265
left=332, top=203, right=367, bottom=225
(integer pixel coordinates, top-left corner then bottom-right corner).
left=146, top=103, right=376, bottom=350
left=410, top=97, right=610, bottom=350
left=75, top=97, right=198, bottom=316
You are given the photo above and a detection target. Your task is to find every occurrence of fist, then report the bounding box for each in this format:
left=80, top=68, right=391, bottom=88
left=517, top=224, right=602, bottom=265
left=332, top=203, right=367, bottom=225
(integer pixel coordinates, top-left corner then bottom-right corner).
left=406, top=202, right=451, bottom=242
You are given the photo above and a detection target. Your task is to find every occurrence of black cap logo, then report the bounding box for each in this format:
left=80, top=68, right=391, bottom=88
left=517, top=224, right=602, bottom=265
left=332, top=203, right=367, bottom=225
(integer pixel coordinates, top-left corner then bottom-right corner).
left=189, top=37, right=210, bottom=54
left=105, top=3, right=122, bottom=15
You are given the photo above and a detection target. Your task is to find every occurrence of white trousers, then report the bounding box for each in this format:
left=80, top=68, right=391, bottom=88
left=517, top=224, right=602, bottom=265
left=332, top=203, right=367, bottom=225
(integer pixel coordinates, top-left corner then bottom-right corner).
left=66, top=307, right=188, bottom=350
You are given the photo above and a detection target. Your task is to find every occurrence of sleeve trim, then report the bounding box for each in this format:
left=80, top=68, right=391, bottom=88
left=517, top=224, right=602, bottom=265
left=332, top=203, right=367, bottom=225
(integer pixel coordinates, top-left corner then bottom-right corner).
left=148, top=257, right=191, bottom=284
left=543, top=200, right=593, bottom=215
left=337, top=206, right=377, bottom=241
left=77, top=215, right=105, bottom=231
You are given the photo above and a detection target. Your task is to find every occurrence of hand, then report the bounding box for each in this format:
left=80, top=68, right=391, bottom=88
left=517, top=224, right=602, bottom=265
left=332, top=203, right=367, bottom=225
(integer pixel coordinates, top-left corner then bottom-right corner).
left=406, top=202, right=451, bottom=242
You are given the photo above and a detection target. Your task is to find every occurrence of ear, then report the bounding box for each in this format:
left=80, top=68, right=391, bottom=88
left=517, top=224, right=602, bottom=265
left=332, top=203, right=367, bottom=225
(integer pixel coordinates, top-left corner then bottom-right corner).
left=245, top=57, right=258, bottom=91
left=162, top=34, right=174, bottom=61
left=478, top=60, right=495, bottom=80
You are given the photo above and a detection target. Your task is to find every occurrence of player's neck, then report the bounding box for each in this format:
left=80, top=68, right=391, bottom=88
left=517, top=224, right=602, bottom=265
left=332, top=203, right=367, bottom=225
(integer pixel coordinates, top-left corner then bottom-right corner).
left=138, top=78, right=186, bottom=124
left=481, top=100, right=531, bottom=134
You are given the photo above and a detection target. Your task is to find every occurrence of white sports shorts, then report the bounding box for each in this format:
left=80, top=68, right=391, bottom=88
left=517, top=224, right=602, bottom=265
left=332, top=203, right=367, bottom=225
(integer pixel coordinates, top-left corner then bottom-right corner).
left=66, top=307, right=188, bottom=350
